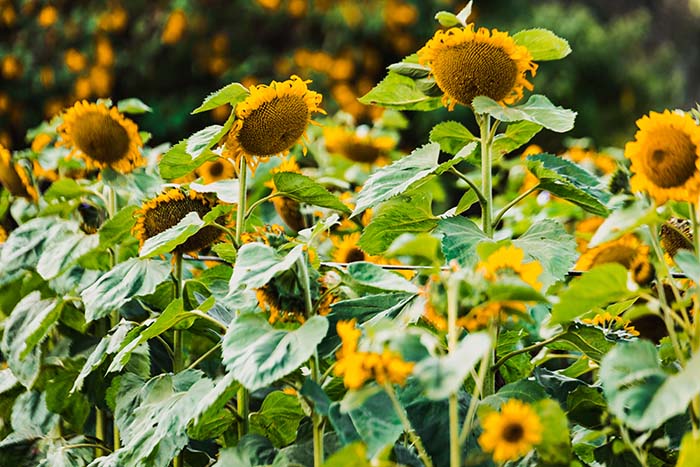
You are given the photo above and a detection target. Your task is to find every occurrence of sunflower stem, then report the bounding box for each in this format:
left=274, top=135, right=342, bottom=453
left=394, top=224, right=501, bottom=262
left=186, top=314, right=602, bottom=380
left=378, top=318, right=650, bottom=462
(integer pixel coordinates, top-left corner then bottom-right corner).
left=173, top=252, right=185, bottom=467
left=448, top=167, right=487, bottom=212
left=235, top=156, right=248, bottom=247
left=492, top=184, right=540, bottom=230
left=477, top=113, right=494, bottom=238
left=105, top=183, right=121, bottom=451
left=383, top=381, right=434, bottom=467
left=446, top=275, right=461, bottom=467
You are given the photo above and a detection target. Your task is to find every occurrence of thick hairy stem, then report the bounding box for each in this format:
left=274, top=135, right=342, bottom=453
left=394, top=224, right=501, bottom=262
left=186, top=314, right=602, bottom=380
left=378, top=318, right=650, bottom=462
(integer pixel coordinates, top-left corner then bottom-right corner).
left=235, top=156, right=248, bottom=246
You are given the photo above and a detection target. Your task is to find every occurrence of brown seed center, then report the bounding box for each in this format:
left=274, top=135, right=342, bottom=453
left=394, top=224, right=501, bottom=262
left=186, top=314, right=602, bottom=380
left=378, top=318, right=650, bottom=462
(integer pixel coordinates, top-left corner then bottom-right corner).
left=72, top=111, right=130, bottom=163
left=501, top=422, right=524, bottom=443
left=209, top=161, right=224, bottom=177
left=431, top=41, right=518, bottom=106
left=236, top=95, right=309, bottom=156
left=643, top=128, right=697, bottom=188
left=592, top=246, right=638, bottom=269
left=345, top=247, right=366, bottom=263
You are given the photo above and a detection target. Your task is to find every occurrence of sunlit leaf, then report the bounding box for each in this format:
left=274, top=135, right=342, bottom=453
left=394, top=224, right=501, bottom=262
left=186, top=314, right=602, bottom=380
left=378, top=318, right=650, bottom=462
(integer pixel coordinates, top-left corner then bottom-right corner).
left=473, top=94, right=576, bottom=133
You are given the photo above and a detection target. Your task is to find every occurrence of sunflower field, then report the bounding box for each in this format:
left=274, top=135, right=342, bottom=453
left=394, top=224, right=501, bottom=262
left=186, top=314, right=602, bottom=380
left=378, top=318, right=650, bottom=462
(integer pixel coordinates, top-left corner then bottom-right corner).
left=2, top=0, right=700, bottom=466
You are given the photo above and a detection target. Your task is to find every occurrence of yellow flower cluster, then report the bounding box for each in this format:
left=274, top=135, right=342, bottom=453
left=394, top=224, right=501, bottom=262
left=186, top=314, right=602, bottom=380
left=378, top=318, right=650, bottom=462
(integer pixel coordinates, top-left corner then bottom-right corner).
left=334, top=319, right=414, bottom=390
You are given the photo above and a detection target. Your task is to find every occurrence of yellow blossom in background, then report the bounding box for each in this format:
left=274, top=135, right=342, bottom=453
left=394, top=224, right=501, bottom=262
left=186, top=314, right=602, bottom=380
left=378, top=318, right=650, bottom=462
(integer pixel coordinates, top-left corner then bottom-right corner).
left=89, top=66, right=113, bottom=97
left=1, top=3, right=16, bottom=26
left=625, top=110, right=700, bottom=205
left=39, top=67, right=54, bottom=88
left=478, top=245, right=543, bottom=290
left=0, top=145, right=38, bottom=201
left=1, top=55, right=22, bottom=80
left=256, top=0, right=281, bottom=11
left=418, top=24, right=537, bottom=110
left=479, top=399, right=543, bottom=463
left=161, top=9, right=187, bottom=44
left=575, top=216, right=604, bottom=252
left=64, top=49, right=87, bottom=73
left=324, top=126, right=395, bottom=164
left=576, top=233, right=648, bottom=271
left=95, top=35, right=115, bottom=67
left=565, top=146, right=617, bottom=175
left=0, top=93, right=9, bottom=114
left=37, top=5, right=58, bottom=27
left=98, top=5, right=128, bottom=32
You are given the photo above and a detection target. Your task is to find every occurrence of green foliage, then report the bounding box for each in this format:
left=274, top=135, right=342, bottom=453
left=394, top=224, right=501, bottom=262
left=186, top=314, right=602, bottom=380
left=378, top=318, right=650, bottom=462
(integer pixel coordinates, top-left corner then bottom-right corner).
left=358, top=72, right=442, bottom=111
left=473, top=95, right=576, bottom=133
left=273, top=173, right=351, bottom=214
left=512, top=28, right=572, bottom=61
left=250, top=392, right=305, bottom=448
left=191, top=83, right=248, bottom=114
left=159, top=142, right=219, bottom=180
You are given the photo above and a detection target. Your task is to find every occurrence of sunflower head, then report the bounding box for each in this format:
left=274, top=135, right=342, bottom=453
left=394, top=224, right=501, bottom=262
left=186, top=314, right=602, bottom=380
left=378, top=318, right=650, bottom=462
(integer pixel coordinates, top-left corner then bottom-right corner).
left=582, top=312, right=640, bottom=337
left=133, top=188, right=225, bottom=254
left=576, top=234, right=649, bottom=271
left=625, top=110, right=700, bottom=204
left=57, top=101, right=144, bottom=173
left=265, top=157, right=306, bottom=232
left=223, top=76, right=324, bottom=170
left=0, top=146, right=38, bottom=201
left=478, top=245, right=542, bottom=290
left=195, top=157, right=236, bottom=184
left=660, top=217, right=693, bottom=260
left=478, top=399, right=543, bottom=463
left=417, top=25, right=537, bottom=110
left=324, top=126, right=395, bottom=164
left=331, top=232, right=373, bottom=263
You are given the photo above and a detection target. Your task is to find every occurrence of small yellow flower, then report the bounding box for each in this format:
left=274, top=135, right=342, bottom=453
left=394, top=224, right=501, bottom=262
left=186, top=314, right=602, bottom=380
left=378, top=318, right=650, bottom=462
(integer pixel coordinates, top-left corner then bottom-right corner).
left=582, top=312, right=639, bottom=336
left=64, top=49, right=87, bottom=73
left=478, top=245, right=543, bottom=290
left=1, top=55, right=22, bottom=80
left=479, top=399, right=543, bottom=463
left=37, top=5, right=58, bottom=27
left=417, top=25, right=537, bottom=110
left=161, top=9, right=187, bottom=45
left=625, top=110, right=700, bottom=205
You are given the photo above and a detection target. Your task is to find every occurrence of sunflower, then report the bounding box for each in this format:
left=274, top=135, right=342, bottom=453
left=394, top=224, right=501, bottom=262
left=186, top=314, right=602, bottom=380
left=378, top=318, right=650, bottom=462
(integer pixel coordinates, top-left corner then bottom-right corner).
left=323, top=126, right=395, bottom=164
left=576, top=234, right=649, bottom=272
left=660, top=217, right=693, bottom=260
left=478, top=399, right=543, bottom=463
left=625, top=110, right=700, bottom=205
left=133, top=188, right=224, bottom=254
left=575, top=216, right=604, bottom=252
left=196, top=157, right=236, bottom=184
left=0, top=145, right=38, bottom=201
left=256, top=283, right=306, bottom=324
left=265, top=157, right=307, bottom=232
left=464, top=301, right=527, bottom=331
left=331, top=232, right=374, bottom=263
left=57, top=101, right=144, bottom=173
left=582, top=312, right=639, bottom=336
left=417, top=25, right=537, bottom=110
left=478, top=245, right=542, bottom=290
left=223, top=75, right=324, bottom=171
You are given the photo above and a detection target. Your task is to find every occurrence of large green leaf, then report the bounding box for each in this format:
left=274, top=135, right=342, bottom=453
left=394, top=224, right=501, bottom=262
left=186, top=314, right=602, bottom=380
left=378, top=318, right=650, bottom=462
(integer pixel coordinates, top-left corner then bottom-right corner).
left=344, top=262, right=418, bottom=294
left=99, top=205, right=138, bottom=249
left=429, top=121, right=476, bottom=155
left=37, top=230, right=98, bottom=280
left=37, top=437, right=94, bottom=467
left=186, top=125, right=225, bottom=159
left=139, top=212, right=205, bottom=258
left=192, top=82, right=248, bottom=114
left=437, top=216, right=491, bottom=268
left=273, top=172, right=351, bottom=213
left=352, top=143, right=440, bottom=216
left=345, top=390, right=403, bottom=457
left=550, top=264, right=632, bottom=325
left=512, top=219, right=578, bottom=289
left=222, top=314, right=328, bottom=391
left=549, top=323, right=618, bottom=362
left=600, top=339, right=700, bottom=431
left=0, top=391, right=59, bottom=448
left=321, top=443, right=369, bottom=467
left=158, top=141, right=218, bottom=180
left=228, top=243, right=304, bottom=291
left=117, top=97, right=152, bottom=114
left=250, top=391, right=305, bottom=448
left=415, top=332, right=491, bottom=400
left=491, top=121, right=543, bottom=158
left=512, top=28, right=572, bottom=61
left=0, top=292, right=63, bottom=387
left=358, top=190, right=438, bottom=255
left=358, top=71, right=442, bottom=111
left=472, top=94, right=576, bottom=133
left=44, top=357, right=91, bottom=429
left=526, top=153, right=611, bottom=216
left=81, top=258, right=172, bottom=322
left=588, top=200, right=661, bottom=247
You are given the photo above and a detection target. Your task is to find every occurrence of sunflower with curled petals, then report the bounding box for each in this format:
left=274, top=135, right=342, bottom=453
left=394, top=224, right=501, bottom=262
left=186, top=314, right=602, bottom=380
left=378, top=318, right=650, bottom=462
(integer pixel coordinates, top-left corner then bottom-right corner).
left=133, top=188, right=226, bottom=254
left=223, top=75, right=324, bottom=171
left=0, top=145, right=38, bottom=201
left=417, top=25, right=537, bottom=110
left=57, top=101, right=144, bottom=173
left=625, top=110, right=700, bottom=205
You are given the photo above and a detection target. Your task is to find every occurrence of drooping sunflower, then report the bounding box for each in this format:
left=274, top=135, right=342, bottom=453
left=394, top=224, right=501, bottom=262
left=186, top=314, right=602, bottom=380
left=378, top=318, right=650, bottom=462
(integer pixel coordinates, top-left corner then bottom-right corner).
left=478, top=399, right=543, bottom=463
left=417, top=25, right=537, bottom=110
left=660, top=217, right=693, bottom=260
left=133, top=188, right=224, bottom=254
left=576, top=234, right=649, bottom=272
left=223, top=75, right=324, bottom=171
left=478, top=245, right=542, bottom=290
left=195, top=157, right=236, bottom=184
left=0, top=145, right=38, bottom=201
left=625, top=110, right=700, bottom=204
left=581, top=312, right=640, bottom=336
left=323, top=126, right=395, bottom=164
left=265, top=157, right=307, bottom=232
left=57, top=101, right=144, bottom=173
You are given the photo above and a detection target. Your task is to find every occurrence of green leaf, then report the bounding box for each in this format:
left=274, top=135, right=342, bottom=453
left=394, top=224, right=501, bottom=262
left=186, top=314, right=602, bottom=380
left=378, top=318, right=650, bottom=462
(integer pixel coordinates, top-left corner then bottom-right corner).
left=186, top=125, right=224, bottom=159
left=38, top=438, right=94, bottom=467
left=192, top=82, right=248, bottom=114
left=139, top=212, right=206, bottom=258
left=43, top=178, right=85, bottom=200
left=345, top=390, right=403, bottom=457
left=359, top=191, right=438, bottom=255
left=566, top=385, right=606, bottom=429
left=588, top=201, right=661, bottom=247
left=533, top=399, right=572, bottom=464
left=353, top=143, right=441, bottom=216
left=44, top=358, right=90, bottom=429
left=526, top=153, right=611, bottom=216
left=117, top=97, right=152, bottom=114
left=386, top=61, right=430, bottom=79
left=437, top=216, right=491, bottom=268
left=480, top=380, right=548, bottom=411
left=37, top=230, right=98, bottom=280
left=550, top=323, right=617, bottom=362
left=550, top=264, right=632, bottom=325
left=213, top=435, right=276, bottom=467
left=601, top=339, right=700, bottom=431
left=345, top=262, right=418, bottom=294
left=0, top=292, right=63, bottom=386
left=211, top=243, right=236, bottom=263
left=158, top=141, right=218, bottom=180
left=99, top=205, right=138, bottom=249
left=321, top=443, right=369, bottom=467
left=274, top=172, right=351, bottom=214
left=81, top=258, right=172, bottom=322
left=673, top=250, right=700, bottom=284
left=496, top=330, right=533, bottom=384
left=678, top=432, right=700, bottom=467
left=222, top=314, right=329, bottom=391
left=429, top=121, right=477, bottom=155
left=415, top=332, right=491, bottom=400
left=472, top=94, right=576, bottom=133
left=190, top=179, right=240, bottom=204
left=0, top=391, right=59, bottom=447
left=491, top=121, right=543, bottom=158
left=228, top=243, right=304, bottom=291
left=512, top=219, right=578, bottom=289
left=513, top=28, right=572, bottom=61
left=358, top=72, right=442, bottom=111
left=250, top=391, right=305, bottom=448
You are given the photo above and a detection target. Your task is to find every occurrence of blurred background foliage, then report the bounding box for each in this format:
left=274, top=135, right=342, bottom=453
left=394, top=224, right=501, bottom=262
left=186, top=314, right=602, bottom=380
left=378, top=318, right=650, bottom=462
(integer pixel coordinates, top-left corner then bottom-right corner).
left=0, top=0, right=697, bottom=152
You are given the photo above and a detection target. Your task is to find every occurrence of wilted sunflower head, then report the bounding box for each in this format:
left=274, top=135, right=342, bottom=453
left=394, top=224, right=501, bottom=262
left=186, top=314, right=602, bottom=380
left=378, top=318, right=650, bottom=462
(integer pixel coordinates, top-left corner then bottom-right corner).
left=660, top=217, right=693, bottom=261
left=265, top=157, right=306, bottom=232
left=324, top=126, right=395, bottom=164
left=625, top=110, right=700, bottom=204
left=133, top=188, right=225, bottom=254
left=0, top=145, right=38, bottom=201
left=223, top=75, right=324, bottom=171
left=57, top=100, right=144, bottom=173
left=417, top=25, right=537, bottom=110
left=196, top=157, right=236, bottom=184
left=576, top=234, right=649, bottom=271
